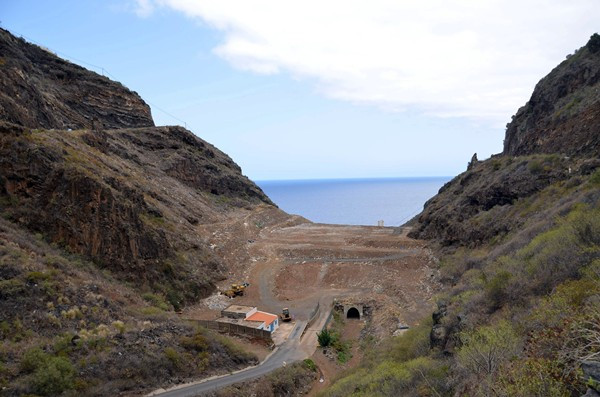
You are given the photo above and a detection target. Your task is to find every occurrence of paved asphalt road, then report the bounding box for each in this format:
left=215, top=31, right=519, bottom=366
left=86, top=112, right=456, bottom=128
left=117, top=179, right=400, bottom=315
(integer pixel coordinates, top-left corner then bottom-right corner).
left=152, top=320, right=308, bottom=397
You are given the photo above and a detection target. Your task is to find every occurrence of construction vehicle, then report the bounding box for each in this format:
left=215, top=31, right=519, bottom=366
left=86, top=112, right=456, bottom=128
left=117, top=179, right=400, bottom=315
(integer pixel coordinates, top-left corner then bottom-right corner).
left=280, top=307, right=292, bottom=322
left=222, top=282, right=250, bottom=298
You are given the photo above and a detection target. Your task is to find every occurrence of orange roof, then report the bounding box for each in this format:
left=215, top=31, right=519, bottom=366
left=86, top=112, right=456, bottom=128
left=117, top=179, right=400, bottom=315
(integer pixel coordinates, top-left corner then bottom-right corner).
left=246, top=311, right=278, bottom=327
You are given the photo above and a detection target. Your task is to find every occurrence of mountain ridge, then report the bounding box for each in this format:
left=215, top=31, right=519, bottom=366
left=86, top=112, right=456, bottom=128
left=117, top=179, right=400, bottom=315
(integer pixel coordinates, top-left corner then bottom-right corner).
left=324, top=33, right=600, bottom=397
left=503, top=33, right=600, bottom=157
left=0, top=28, right=287, bottom=396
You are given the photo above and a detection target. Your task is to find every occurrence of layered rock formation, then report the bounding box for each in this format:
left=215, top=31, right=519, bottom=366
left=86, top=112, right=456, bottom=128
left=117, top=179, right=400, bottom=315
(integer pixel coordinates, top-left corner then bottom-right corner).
left=503, top=33, right=600, bottom=157
left=0, top=28, right=154, bottom=130
left=410, top=33, right=600, bottom=247
left=0, top=29, right=279, bottom=396
left=0, top=29, right=272, bottom=302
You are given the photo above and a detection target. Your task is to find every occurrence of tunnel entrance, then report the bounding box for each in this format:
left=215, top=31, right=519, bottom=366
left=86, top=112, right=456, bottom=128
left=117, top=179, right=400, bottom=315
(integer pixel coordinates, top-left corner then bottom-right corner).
left=347, top=307, right=360, bottom=319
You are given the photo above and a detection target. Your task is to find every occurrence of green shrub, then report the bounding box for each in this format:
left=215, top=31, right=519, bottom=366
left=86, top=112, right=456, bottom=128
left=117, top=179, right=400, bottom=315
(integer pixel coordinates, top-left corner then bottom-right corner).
left=181, top=330, right=209, bottom=352
left=0, top=278, right=25, bottom=296
left=384, top=316, right=432, bottom=363
left=589, top=169, right=600, bottom=186
left=317, top=328, right=333, bottom=347
left=32, top=356, right=75, bottom=395
left=53, top=333, right=78, bottom=356
left=337, top=349, right=351, bottom=364
left=457, top=321, right=521, bottom=376
left=0, top=321, right=10, bottom=340
left=5, top=318, right=30, bottom=342
left=21, top=348, right=48, bottom=373
left=324, top=356, right=448, bottom=397
left=495, top=358, right=571, bottom=397
left=302, top=358, right=317, bottom=372
left=515, top=204, right=600, bottom=294
left=528, top=159, right=544, bottom=174
left=141, top=292, right=170, bottom=311
left=139, top=306, right=165, bottom=316
left=212, top=332, right=256, bottom=363
left=166, top=288, right=182, bottom=311
left=112, top=320, right=126, bottom=334
left=484, top=270, right=513, bottom=310
left=164, top=347, right=180, bottom=368
left=25, top=271, right=52, bottom=283
left=267, top=362, right=315, bottom=396
left=20, top=347, right=76, bottom=395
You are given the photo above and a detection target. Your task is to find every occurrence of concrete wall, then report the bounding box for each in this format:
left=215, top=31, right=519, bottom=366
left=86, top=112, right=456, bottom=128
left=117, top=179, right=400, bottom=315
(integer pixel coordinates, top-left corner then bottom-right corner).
left=195, top=320, right=272, bottom=342
left=221, top=306, right=257, bottom=319
left=244, top=307, right=258, bottom=319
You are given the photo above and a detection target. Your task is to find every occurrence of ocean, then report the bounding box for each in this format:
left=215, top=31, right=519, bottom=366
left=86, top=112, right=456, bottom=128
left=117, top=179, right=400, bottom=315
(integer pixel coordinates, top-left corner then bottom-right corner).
left=256, top=177, right=451, bottom=227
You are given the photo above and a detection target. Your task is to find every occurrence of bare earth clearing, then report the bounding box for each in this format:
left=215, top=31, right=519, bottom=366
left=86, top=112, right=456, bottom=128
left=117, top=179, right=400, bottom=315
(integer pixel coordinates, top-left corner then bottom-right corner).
left=175, top=206, right=440, bottom=394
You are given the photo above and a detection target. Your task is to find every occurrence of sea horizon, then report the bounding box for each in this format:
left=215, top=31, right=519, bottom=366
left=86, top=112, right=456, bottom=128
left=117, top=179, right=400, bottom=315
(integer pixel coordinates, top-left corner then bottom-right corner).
left=255, top=176, right=453, bottom=183
left=257, top=176, right=451, bottom=227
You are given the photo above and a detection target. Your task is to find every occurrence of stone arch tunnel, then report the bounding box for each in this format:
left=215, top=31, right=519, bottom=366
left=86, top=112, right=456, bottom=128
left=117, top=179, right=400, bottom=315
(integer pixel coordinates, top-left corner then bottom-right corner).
left=346, top=307, right=360, bottom=319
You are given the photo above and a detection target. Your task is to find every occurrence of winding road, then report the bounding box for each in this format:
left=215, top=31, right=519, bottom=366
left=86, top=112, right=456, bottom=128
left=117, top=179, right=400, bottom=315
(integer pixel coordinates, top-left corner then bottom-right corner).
left=150, top=320, right=310, bottom=397
left=151, top=299, right=334, bottom=397
left=150, top=222, right=434, bottom=396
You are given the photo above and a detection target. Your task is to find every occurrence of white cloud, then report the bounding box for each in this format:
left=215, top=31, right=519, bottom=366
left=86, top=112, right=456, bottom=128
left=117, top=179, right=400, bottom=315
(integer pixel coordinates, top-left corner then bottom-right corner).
left=133, top=0, right=155, bottom=17
left=135, top=0, right=600, bottom=124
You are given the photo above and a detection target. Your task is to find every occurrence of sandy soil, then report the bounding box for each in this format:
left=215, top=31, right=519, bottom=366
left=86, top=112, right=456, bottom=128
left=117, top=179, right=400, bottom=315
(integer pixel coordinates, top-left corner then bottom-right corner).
left=181, top=206, right=439, bottom=392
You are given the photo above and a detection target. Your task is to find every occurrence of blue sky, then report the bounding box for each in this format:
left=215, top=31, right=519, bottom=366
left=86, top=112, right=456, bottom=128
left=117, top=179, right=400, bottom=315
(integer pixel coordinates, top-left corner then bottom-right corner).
left=2, top=1, right=598, bottom=180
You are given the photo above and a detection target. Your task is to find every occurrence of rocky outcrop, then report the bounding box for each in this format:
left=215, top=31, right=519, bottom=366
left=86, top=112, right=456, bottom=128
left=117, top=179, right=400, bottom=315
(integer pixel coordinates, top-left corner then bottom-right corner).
left=430, top=303, right=449, bottom=351
left=409, top=155, right=572, bottom=246
left=583, top=362, right=600, bottom=396
left=503, top=33, right=600, bottom=158
left=0, top=121, right=272, bottom=300
left=412, top=34, right=600, bottom=248
left=467, top=153, right=478, bottom=171
left=0, top=30, right=273, bottom=302
left=0, top=28, right=154, bottom=130
left=119, top=125, right=273, bottom=203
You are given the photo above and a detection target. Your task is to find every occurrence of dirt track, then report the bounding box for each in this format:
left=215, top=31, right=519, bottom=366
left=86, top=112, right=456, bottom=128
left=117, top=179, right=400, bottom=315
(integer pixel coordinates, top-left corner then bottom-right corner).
left=186, top=206, right=438, bottom=335
left=169, top=207, right=438, bottom=395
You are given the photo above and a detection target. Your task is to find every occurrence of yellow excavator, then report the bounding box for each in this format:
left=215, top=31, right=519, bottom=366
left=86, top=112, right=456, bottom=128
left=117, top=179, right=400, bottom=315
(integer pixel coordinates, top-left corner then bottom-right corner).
left=280, top=307, right=292, bottom=322
left=222, top=282, right=249, bottom=298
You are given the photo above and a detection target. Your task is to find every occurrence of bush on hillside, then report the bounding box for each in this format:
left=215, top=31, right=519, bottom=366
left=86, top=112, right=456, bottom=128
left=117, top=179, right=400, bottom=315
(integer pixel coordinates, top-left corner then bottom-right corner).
left=457, top=321, right=521, bottom=376
left=20, top=348, right=75, bottom=395
left=317, top=328, right=333, bottom=347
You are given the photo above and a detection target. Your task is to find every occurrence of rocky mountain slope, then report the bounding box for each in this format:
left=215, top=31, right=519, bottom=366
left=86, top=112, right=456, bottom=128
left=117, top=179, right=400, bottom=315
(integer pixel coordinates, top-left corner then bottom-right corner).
left=0, top=28, right=154, bottom=130
left=325, top=34, right=600, bottom=397
left=504, top=33, right=600, bottom=157
left=0, top=121, right=272, bottom=304
left=0, top=27, right=273, bottom=303
left=0, top=28, right=279, bottom=396
left=409, top=33, right=600, bottom=248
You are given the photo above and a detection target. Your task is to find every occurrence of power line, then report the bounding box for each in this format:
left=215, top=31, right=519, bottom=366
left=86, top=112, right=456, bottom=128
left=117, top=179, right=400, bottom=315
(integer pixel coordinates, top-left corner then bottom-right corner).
left=3, top=26, right=192, bottom=130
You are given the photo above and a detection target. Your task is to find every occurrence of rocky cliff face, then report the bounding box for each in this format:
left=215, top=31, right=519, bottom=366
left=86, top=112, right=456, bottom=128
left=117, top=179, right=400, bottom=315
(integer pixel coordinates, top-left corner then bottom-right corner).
left=0, top=29, right=273, bottom=303
left=0, top=120, right=274, bottom=302
left=0, top=30, right=279, bottom=396
left=503, top=33, right=600, bottom=157
left=0, top=28, right=154, bottom=130
left=407, top=154, right=587, bottom=246
left=411, top=34, right=600, bottom=248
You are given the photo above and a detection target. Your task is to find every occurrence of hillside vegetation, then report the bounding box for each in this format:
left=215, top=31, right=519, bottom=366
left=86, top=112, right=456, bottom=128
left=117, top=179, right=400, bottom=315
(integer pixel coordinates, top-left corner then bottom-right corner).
left=0, top=28, right=278, bottom=396
left=323, top=34, right=600, bottom=397
left=0, top=216, right=258, bottom=396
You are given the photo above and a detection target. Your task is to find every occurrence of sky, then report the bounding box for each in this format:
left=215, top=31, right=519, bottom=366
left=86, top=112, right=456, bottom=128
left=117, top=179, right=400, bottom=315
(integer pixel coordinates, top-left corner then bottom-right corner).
left=2, top=1, right=599, bottom=180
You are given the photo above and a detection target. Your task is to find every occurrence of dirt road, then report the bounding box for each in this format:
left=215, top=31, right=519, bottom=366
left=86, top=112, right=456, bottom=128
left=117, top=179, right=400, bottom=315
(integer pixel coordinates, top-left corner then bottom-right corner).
left=241, top=221, right=437, bottom=329
left=164, top=208, right=438, bottom=395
